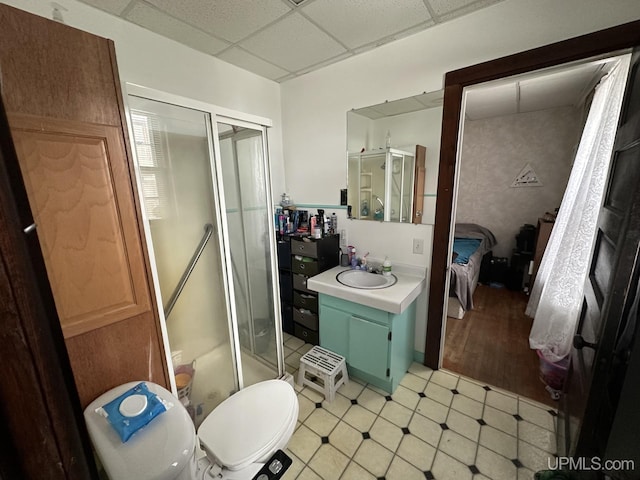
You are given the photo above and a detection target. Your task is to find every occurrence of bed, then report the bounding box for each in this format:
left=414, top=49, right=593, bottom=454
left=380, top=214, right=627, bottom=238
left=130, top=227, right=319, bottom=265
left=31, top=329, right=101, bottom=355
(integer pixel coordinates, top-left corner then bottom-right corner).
left=447, top=223, right=497, bottom=319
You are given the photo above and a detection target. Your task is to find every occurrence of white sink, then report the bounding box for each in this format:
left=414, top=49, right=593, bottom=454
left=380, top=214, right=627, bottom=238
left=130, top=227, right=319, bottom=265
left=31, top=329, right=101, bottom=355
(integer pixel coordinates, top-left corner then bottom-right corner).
left=336, top=270, right=397, bottom=289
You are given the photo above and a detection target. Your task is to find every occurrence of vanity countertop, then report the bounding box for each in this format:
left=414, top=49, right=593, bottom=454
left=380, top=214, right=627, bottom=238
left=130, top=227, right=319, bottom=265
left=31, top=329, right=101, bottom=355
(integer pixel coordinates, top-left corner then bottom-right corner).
left=307, top=264, right=425, bottom=314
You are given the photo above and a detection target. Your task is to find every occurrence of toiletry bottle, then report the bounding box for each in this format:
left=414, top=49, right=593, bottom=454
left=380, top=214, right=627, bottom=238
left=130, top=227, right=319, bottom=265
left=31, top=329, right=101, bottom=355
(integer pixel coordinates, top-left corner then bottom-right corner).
left=361, top=200, right=369, bottom=217
left=331, top=212, right=337, bottom=234
left=351, top=247, right=357, bottom=268
left=383, top=257, right=392, bottom=276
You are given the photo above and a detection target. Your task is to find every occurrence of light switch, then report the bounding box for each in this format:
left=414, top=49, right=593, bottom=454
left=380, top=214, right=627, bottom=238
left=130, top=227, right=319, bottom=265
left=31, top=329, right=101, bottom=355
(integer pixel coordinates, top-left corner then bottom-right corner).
left=413, top=238, right=424, bottom=254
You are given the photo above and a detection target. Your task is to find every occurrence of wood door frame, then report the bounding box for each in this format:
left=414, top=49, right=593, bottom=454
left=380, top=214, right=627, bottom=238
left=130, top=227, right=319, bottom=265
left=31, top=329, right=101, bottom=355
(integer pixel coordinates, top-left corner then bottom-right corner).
left=425, top=20, right=640, bottom=369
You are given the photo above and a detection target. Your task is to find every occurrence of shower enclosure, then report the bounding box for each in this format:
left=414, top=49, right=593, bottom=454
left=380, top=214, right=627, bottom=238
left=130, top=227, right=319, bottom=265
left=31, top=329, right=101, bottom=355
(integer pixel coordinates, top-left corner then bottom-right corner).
left=126, top=86, right=283, bottom=425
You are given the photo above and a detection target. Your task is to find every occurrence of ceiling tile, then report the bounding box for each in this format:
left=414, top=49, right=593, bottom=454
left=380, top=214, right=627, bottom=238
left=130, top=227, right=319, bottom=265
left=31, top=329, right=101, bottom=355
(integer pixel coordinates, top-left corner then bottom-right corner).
left=77, top=0, right=132, bottom=15
left=126, top=3, right=229, bottom=55
left=427, top=0, right=501, bottom=18
left=302, top=0, right=431, bottom=49
left=240, top=13, right=347, bottom=72
left=217, top=47, right=290, bottom=80
left=146, top=0, right=291, bottom=42
left=436, top=0, right=505, bottom=22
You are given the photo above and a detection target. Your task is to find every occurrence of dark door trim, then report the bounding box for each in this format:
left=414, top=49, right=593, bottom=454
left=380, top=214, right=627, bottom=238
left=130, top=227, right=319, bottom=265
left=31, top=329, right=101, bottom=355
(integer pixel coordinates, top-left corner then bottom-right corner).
left=0, top=94, right=98, bottom=477
left=425, top=20, right=640, bottom=369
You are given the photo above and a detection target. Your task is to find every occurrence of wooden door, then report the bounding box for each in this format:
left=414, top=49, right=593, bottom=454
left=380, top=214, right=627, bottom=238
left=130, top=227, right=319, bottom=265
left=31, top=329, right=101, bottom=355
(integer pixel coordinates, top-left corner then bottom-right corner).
left=562, top=50, right=640, bottom=458
left=0, top=4, right=169, bottom=407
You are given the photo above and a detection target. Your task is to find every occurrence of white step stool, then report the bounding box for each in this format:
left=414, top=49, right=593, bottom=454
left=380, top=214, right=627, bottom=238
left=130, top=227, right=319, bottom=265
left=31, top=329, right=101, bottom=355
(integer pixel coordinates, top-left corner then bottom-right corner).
left=298, top=345, right=349, bottom=402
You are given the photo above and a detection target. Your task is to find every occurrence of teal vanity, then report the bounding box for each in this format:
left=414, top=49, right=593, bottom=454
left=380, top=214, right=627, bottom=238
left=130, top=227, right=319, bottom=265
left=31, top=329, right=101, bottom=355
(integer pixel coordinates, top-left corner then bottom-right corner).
left=308, top=264, right=425, bottom=393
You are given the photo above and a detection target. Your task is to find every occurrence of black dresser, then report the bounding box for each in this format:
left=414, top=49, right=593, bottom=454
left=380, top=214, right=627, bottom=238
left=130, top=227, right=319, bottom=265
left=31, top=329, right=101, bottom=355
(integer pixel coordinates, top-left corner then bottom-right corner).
left=277, top=234, right=339, bottom=344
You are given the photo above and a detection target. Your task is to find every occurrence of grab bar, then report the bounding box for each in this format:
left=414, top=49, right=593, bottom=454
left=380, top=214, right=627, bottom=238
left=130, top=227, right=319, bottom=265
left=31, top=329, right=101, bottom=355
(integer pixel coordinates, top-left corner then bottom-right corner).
left=164, top=223, right=214, bottom=319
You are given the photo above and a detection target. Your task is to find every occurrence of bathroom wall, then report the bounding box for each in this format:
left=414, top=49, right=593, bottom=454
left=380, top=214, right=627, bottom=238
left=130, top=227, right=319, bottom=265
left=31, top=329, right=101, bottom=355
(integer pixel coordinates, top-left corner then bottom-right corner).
left=456, top=106, right=584, bottom=258
left=280, top=0, right=640, bottom=355
left=1, top=0, right=285, bottom=198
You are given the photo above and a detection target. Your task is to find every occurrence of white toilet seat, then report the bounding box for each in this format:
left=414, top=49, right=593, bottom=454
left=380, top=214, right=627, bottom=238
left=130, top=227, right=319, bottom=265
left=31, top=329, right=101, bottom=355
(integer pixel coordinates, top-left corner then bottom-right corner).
left=197, top=379, right=298, bottom=471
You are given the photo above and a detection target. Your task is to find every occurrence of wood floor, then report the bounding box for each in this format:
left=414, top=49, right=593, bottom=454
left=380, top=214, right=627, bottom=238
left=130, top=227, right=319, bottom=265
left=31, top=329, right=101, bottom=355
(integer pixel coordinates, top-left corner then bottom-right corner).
left=443, top=284, right=555, bottom=407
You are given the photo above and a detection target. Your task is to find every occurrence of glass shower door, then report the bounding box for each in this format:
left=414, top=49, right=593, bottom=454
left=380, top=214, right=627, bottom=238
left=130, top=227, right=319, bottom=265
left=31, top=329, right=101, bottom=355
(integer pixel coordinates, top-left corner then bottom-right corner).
left=128, top=96, right=237, bottom=424
left=216, top=120, right=282, bottom=387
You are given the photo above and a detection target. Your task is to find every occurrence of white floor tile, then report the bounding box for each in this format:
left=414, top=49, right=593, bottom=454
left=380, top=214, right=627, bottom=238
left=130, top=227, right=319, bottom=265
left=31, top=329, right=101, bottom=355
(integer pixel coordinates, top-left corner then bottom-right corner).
left=456, top=378, right=488, bottom=403
left=357, top=387, right=387, bottom=414
left=369, top=416, right=404, bottom=452
left=322, top=392, right=351, bottom=418
left=329, top=421, right=362, bottom=458
left=296, top=466, right=322, bottom=480
left=304, top=408, right=339, bottom=437
left=353, top=440, right=394, bottom=478
left=446, top=408, right=481, bottom=442
left=518, top=398, right=555, bottom=432
left=282, top=449, right=304, bottom=480
left=380, top=400, right=413, bottom=427
left=285, top=350, right=302, bottom=368
left=486, top=390, right=518, bottom=415
left=391, top=385, right=420, bottom=410
left=475, top=445, right=518, bottom=480
left=431, top=370, right=460, bottom=390
left=483, top=405, right=518, bottom=437
left=400, top=372, right=429, bottom=392
left=431, top=450, right=473, bottom=480
left=341, top=461, right=376, bottom=479
left=408, top=361, right=433, bottom=380
left=519, top=420, right=557, bottom=454
left=439, top=429, right=478, bottom=465
left=289, top=424, right=321, bottom=463
left=386, top=455, right=429, bottom=480
left=297, top=394, right=317, bottom=422
left=408, top=412, right=442, bottom=448
left=479, top=425, right=517, bottom=459
left=451, top=394, right=484, bottom=419
left=285, top=336, right=305, bottom=350
left=338, top=379, right=366, bottom=399
left=396, top=434, right=436, bottom=471
left=416, top=396, right=449, bottom=424
left=518, top=466, right=537, bottom=480
left=342, top=404, right=377, bottom=433
left=308, top=444, right=349, bottom=479
left=425, top=381, right=455, bottom=406
left=518, top=439, right=555, bottom=472
left=300, top=386, right=324, bottom=403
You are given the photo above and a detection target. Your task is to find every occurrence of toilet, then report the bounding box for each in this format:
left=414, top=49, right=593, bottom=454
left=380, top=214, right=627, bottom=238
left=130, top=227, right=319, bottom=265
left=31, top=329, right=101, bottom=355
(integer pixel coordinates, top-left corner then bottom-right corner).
left=84, top=379, right=299, bottom=480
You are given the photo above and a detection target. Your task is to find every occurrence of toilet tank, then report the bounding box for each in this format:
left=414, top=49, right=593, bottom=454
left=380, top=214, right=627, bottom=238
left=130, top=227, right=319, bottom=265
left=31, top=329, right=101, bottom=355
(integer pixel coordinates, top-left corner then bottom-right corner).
left=84, top=381, right=197, bottom=480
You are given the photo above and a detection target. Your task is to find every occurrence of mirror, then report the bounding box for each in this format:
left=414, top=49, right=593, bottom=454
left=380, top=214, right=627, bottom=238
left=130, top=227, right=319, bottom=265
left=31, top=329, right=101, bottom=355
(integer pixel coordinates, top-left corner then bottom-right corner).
left=347, top=90, right=443, bottom=224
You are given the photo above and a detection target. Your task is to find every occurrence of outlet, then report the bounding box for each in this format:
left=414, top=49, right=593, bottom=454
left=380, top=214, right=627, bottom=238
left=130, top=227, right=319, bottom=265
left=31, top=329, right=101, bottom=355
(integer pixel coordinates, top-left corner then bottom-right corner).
left=340, top=229, right=347, bottom=247
left=412, top=238, right=424, bottom=254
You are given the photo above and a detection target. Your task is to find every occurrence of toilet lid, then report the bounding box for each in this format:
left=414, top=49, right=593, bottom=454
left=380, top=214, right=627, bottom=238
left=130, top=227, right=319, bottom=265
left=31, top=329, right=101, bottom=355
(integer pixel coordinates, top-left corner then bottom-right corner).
left=84, top=382, right=196, bottom=480
left=197, top=380, right=297, bottom=471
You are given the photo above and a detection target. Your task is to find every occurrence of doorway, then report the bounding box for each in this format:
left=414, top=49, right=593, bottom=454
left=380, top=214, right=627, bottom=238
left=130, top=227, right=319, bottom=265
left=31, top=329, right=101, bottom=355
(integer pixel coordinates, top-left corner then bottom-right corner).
left=425, top=20, right=640, bottom=371
left=440, top=56, right=627, bottom=406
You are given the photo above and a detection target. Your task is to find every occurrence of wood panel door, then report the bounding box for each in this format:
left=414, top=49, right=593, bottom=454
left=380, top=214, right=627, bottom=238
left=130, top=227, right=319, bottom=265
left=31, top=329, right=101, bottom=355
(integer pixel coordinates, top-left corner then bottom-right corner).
left=10, top=115, right=150, bottom=337
left=0, top=4, right=169, bottom=407
left=563, top=50, right=640, bottom=458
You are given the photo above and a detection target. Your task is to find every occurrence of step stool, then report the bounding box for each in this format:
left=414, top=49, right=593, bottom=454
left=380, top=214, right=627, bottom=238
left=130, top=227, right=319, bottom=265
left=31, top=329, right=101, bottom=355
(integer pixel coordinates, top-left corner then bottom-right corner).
left=298, top=345, right=348, bottom=402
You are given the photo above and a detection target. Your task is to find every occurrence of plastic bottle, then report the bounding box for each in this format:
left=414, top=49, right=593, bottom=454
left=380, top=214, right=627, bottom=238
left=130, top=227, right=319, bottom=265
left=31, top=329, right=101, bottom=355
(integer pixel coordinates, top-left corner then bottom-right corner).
left=331, top=212, right=338, bottom=234
left=382, top=257, right=392, bottom=276
left=351, top=247, right=357, bottom=268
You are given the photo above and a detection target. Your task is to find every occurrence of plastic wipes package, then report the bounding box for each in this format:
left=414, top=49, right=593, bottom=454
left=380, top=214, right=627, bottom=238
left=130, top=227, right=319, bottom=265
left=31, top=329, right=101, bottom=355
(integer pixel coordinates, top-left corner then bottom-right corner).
left=96, top=382, right=172, bottom=442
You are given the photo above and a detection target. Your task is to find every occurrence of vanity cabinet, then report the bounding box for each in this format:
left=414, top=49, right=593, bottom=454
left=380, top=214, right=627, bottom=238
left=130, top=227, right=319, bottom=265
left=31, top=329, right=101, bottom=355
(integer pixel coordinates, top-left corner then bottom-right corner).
left=319, top=293, right=415, bottom=393
left=277, top=234, right=339, bottom=344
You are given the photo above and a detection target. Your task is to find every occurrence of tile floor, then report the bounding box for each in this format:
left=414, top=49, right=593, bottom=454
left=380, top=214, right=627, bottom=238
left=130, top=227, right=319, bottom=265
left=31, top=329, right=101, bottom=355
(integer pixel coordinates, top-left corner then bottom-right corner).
left=282, top=334, right=557, bottom=480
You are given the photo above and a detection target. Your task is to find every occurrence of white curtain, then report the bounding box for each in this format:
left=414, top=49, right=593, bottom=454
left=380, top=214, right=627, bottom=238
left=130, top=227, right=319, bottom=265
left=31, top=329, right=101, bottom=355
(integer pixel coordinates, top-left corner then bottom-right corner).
left=527, top=55, right=631, bottom=363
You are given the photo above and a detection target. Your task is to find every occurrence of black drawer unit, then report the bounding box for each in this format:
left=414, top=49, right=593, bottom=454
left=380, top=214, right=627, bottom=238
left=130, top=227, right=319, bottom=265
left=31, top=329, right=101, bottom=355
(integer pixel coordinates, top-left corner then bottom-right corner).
left=277, top=234, right=339, bottom=344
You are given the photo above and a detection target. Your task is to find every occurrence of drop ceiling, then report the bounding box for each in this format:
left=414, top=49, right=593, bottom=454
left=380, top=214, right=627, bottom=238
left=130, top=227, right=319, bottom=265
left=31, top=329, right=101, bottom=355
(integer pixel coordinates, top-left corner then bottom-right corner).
left=75, top=0, right=507, bottom=82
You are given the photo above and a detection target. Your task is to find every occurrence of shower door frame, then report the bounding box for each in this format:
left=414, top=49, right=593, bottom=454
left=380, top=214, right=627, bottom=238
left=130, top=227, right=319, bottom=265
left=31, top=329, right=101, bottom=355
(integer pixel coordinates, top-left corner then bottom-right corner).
left=123, top=83, right=285, bottom=395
